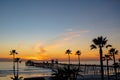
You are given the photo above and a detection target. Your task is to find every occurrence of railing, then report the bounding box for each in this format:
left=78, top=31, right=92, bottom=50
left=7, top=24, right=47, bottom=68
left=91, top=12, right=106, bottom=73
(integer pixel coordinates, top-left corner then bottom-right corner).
left=26, top=62, right=120, bottom=80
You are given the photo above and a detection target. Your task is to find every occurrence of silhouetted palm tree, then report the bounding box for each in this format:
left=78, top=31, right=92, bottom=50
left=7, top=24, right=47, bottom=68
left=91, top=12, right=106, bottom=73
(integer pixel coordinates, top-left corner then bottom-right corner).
left=10, top=50, right=18, bottom=78
left=103, top=55, right=112, bottom=80
left=76, top=50, right=81, bottom=70
left=10, top=50, right=22, bottom=80
left=109, top=48, right=118, bottom=80
left=51, top=66, right=83, bottom=80
left=14, top=58, right=22, bottom=78
left=109, top=48, right=118, bottom=65
left=90, top=36, right=111, bottom=80
left=10, top=76, right=23, bottom=80
left=65, top=49, right=72, bottom=66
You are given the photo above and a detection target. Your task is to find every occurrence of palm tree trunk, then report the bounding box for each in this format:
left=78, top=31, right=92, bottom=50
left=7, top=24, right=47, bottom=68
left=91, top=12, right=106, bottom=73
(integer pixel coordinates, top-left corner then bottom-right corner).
left=113, top=54, right=115, bottom=64
left=113, top=54, right=117, bottom=80
left=78, top=55, right=80, bottom=70
left=68, top=54, right=70, bottom=65
left=13, top=54, right=15, bottom=78
left=99, top=47, right=104, bottom=80
left=17, top=62, right=19, bottom=78
left=106, top=60, right=109, bottom=80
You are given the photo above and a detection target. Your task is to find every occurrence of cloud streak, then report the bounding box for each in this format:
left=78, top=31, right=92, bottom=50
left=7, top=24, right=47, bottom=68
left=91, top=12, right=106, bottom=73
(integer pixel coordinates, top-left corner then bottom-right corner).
left=33, top=29, right=89, bottom=54
left=39, top=29, right=90, bottom=51
left=46, top=29, right=89, bottom=46
left=32, top=43, right=46, bottom=54
left=62, top=29, right=89, bottom=41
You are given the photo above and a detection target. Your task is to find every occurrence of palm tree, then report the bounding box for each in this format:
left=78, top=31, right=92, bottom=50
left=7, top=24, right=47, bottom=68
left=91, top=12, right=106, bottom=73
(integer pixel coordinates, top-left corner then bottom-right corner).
left=108, top=48, right=118, bottom=80
left=103, top=55, right=112, bottom=80
left=10, top=50, right=23, bottom=80
left=10, top=50, right=18, bottom=78
left=76, top=50, right=81, bottom=70
left=14, top=58, right=22, bottom=78
left=65, top=49, right=72, bottom=66
left=109, top=48, right=118, bottom=65
left=90, top=36, right=111, bottom=80
left=51, top=66, right=83, bottom=80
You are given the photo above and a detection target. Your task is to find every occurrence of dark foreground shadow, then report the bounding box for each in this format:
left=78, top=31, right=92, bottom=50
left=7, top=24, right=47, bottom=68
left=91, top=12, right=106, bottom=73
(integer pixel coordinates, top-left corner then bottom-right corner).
left=24, top=77, right=45, bottom=80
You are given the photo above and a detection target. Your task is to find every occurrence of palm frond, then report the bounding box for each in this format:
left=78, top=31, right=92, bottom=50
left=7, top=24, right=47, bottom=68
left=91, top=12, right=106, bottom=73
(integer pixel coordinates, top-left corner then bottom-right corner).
left=115, top=50, right=118, bottom=55
left=12, top=50, right=16, bottom=53
left=108, top=48, right=119, bottom=61
left=19, top=76, right=23, bottom=80
left=90, top=44, right=97, bottom=50
left=102, top=37, right=107, bottom=41
left=10, top=50, right=18, bottom=55
left=104, top=55, right=112, bottom=60
left=101, top=37, right=107, bottom=47
left=106, top=44, right=112, bottom=48
left=76, top=50, right=81, bottom=55
left=102, top=40, right=107, bottom=47
left=93, top=38, right=99, bottom=45
left=65, top=49, right=72, bottom=54
left=109, top=48, right=115, bottom=54
left=9, top=51, right=12, bottom=55
left=98, top=36, right=102, bottom=42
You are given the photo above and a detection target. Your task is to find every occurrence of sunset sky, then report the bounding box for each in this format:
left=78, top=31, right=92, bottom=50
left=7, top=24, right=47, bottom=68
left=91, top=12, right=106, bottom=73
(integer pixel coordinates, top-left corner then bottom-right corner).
left=0, top=0, right=120, bottom=61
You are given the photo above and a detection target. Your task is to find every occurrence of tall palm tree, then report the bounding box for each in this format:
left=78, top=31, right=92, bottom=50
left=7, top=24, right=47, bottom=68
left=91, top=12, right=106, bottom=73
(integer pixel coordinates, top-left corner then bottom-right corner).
left=10, top=50, right=18, bottom=78
left=108, top=48, right=118, bottom=80
left=65, top=49, right=72, bottom=66
left=90, top=36, right=111, bottom=80
left=76, top=50, right=81, bottom=70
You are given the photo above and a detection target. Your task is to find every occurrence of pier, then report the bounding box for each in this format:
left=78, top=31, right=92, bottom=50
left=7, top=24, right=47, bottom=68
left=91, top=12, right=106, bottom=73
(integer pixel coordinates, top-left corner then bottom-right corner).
left=25, top=61, right=120, bottom=80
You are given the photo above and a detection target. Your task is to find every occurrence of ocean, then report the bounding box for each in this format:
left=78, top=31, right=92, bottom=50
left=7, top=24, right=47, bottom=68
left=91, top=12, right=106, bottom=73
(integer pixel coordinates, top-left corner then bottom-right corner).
left=0, top=61, right=115, bottom=80
left=0, top=62, right=52, bottom=80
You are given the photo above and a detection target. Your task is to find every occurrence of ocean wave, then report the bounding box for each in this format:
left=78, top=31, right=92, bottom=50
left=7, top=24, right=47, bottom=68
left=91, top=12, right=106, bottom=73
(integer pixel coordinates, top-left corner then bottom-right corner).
left=0, top=67, right=52, bottom=77
left=0, top=70, right=13, bottom=77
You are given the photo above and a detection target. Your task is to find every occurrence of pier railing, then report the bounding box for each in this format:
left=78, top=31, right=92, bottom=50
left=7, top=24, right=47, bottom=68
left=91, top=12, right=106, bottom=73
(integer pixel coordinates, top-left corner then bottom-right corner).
left=26, top=62, right=120, bottom=79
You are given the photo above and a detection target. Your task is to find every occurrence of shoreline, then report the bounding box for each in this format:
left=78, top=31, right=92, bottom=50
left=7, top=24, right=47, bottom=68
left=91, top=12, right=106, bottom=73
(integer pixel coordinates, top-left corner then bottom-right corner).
left=0, top=61, right=120, bottom=80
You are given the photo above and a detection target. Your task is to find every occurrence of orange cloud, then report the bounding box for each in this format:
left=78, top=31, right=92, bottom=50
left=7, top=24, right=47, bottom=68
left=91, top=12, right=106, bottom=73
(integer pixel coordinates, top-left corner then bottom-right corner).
left=32, top=43, right=46, bottom=54
left=30, top=29, right=90, bottom=60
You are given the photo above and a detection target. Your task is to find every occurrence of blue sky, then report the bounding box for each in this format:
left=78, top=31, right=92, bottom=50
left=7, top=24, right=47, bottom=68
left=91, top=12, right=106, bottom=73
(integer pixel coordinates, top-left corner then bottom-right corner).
left=0, top=0, right=120, bottom=60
